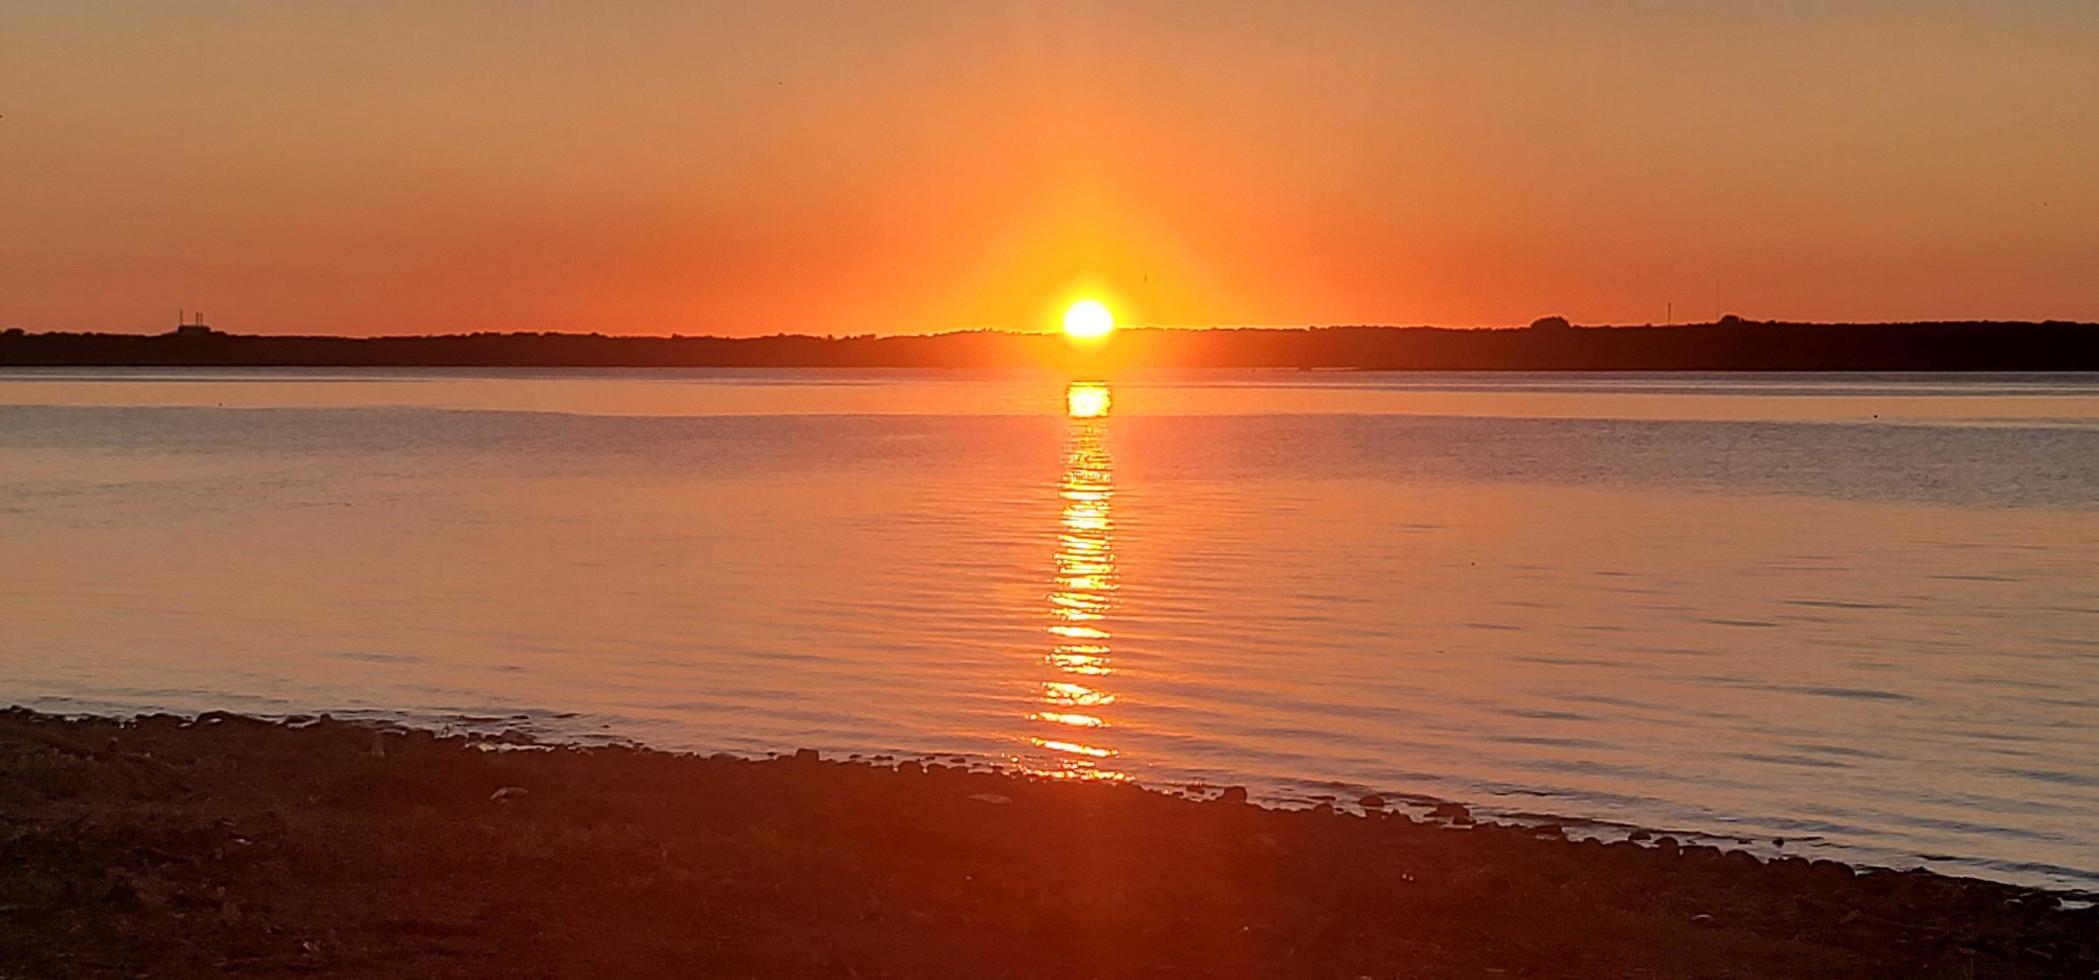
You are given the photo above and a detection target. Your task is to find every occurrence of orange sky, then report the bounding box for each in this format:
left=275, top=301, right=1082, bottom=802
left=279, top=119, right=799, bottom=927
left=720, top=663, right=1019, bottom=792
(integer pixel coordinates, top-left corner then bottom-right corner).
left=3, top=2, right=2096, bottom=336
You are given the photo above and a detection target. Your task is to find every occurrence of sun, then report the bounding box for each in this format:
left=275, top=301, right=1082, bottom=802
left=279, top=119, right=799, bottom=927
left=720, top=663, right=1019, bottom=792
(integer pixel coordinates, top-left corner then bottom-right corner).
left=1062, top=299, right=1115, bottom=342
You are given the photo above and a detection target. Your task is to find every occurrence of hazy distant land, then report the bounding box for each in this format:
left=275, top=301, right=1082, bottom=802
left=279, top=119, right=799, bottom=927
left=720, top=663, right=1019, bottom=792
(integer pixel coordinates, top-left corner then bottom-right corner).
left=5, top=318, right=2099, bottom=371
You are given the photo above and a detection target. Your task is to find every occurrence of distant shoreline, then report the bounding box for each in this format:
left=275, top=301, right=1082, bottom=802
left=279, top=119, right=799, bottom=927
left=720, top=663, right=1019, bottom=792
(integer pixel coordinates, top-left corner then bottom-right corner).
left=7, top=320, right=2099, bottom=371
left=2, top=708, right=2092, bottom=977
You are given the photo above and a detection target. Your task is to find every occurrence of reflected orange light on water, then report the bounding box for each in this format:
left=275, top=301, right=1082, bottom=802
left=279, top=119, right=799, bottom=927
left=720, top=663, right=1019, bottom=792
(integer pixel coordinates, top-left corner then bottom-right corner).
left=1021, top=382, right=1127, bottom=781
left=1042, top=681, right=1112, bottom=707
left=1032, top=711, right=1105, bottom=728
left=1066, top=383, right=1112, bottom=419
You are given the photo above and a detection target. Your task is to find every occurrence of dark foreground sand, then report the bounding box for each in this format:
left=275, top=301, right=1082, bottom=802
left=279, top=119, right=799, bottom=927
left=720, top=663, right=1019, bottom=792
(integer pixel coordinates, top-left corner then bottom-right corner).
left=1, top=709, right=2091, bottom=979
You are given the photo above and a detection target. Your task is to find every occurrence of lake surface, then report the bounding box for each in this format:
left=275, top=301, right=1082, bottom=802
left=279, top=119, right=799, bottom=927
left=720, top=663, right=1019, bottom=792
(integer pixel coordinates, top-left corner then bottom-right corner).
left=4, top=368, right=2098, bottom=891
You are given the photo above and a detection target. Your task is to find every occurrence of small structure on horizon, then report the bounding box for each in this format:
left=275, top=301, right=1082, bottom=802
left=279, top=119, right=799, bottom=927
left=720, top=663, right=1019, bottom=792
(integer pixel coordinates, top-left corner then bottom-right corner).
left=172, top=310, right=219, bottom=338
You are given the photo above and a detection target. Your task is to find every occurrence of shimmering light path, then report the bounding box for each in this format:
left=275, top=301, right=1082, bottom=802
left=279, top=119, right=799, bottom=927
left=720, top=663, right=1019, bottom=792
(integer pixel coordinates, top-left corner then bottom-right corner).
left=1023, top=382, right=1124, bottom=780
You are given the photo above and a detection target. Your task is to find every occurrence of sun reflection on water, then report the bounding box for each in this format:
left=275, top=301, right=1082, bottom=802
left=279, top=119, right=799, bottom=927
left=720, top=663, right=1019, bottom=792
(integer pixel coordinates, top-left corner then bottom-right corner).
left=1022, top=382, right=1128, bottom=781
left=1065, top=382, right=1112, bottom=419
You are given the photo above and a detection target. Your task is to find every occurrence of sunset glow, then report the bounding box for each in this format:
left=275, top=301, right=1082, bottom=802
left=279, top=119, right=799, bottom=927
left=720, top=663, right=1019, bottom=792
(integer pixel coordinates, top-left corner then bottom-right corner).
left=7, top=5, right=2096, bottom=336
left=1062, top=300, right=1115, bottom=343
left=10, top=3, right=2099, bottom=975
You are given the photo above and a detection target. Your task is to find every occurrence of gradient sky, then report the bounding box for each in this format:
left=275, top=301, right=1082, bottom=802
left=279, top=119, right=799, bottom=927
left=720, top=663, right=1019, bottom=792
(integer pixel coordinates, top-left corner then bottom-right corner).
left=4, top=1, right=2096, bottom=336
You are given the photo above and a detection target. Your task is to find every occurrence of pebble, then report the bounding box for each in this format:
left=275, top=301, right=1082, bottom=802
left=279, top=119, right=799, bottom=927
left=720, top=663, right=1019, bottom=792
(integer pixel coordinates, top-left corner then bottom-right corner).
left=1810, top=859, right=1855, bottom=879
left=1357, top=794, right=1386, bottom=811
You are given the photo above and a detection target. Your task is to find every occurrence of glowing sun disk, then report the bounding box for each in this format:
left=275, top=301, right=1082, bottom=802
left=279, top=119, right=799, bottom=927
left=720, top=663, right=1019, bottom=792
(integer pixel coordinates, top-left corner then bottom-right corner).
left=1063, top=299, right=1115, bottom=342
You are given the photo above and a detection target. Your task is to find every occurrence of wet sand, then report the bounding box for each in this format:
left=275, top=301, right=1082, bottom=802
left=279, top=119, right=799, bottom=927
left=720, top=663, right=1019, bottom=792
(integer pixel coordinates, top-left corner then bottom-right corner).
left=1, top=709, right=2090, bottom=978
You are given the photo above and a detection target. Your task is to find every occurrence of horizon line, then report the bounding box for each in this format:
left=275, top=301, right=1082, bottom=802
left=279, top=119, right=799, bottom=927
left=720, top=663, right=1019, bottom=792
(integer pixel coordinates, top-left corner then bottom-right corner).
left=13, top=316, right=2099, bottom=344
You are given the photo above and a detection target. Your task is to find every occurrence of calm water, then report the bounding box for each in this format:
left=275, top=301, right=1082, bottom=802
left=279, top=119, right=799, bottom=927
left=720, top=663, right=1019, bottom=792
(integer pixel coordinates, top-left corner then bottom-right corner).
left=4, top=368, right=2098, bottom=891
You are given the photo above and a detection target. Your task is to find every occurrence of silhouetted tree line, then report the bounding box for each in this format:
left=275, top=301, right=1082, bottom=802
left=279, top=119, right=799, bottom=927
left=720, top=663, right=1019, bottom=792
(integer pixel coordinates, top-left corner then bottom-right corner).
left=3, top=320, right=2097, bottom=371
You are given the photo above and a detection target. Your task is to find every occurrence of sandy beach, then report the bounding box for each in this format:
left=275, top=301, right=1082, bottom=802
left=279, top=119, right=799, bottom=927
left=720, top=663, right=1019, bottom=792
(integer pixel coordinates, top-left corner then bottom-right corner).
left=1, top=708, right=2090, bottom=979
